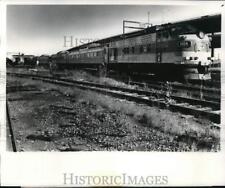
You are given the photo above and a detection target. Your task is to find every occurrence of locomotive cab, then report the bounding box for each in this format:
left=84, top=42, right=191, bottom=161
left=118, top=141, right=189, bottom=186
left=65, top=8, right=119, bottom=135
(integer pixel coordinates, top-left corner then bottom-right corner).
left=177, top=32, right=212, bottom=80
left=178, top=33, right=211, bottom=65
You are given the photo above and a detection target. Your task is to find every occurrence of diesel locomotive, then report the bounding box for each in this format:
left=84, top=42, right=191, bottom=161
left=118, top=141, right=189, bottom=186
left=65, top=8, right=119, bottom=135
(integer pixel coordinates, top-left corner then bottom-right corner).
left=50, top=23, right=213, bottom=80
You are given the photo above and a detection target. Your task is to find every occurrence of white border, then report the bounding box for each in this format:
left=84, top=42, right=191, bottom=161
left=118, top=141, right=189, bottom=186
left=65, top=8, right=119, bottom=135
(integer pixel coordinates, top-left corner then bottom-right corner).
left=1, top=0, right=225, bottom=186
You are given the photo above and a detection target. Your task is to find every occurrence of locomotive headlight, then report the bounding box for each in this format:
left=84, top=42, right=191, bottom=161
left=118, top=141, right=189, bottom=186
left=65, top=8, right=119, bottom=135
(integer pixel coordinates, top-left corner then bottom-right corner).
left=184, top=57, right=190, bottom=60
left=184, top=56, right=197, bottom=61
left=194, top=57, right=198, bottom=60
left=208, top=57, right=216, bottom=61
left=197, top=31, right=205, bottom=39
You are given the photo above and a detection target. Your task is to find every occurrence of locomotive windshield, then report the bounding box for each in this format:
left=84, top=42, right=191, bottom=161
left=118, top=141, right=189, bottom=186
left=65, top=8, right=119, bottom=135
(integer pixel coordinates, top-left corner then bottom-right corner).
left=177, top=41, right=191, bottom=48
left=194, top=41, right=210, bottom=52
left=176, top=32, right=210, bottom=53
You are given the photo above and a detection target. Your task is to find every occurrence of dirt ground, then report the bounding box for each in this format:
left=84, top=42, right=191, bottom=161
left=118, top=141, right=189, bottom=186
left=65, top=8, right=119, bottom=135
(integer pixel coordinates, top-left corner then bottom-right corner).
left=6, top=74, right=220, bottom=152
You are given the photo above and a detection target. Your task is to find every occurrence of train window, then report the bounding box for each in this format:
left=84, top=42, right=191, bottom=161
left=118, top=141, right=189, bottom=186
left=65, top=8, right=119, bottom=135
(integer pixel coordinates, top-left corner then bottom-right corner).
left=168, top=30, right=172, bottom=37
left=177, top=41, right=191, bottom=48
left=157, top=32, right=162, bottom=38
left=143, top=46, right=147, bottom=53
left=139, top=46, right=144, bottom=53
left=195, top=41, right=210, bottom=52
left=131, top=47, right=135, bottom=54
left=123, top=48, right=129, bottom=54
left=147, top=44, right=151, bottom=52
left=202, top=42, right=208, bottom=52
left=163, top=32, right=169, bottom=38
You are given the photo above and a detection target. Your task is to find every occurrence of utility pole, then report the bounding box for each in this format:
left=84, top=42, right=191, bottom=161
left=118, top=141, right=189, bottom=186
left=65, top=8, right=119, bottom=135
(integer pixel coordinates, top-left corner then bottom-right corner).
left=123, top=20, right=125, bottom=35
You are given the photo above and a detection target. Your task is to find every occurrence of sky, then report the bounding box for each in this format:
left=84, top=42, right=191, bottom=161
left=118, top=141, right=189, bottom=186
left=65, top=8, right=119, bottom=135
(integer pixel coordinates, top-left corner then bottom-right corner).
left=7, top=3, right=223, bottom=56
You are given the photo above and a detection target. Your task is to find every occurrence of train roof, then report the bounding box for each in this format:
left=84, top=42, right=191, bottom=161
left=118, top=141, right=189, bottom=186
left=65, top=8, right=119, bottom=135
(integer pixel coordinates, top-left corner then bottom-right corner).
left=67, top=26, right=156, bottom=52
left=66, top=14, right=221, bottom=53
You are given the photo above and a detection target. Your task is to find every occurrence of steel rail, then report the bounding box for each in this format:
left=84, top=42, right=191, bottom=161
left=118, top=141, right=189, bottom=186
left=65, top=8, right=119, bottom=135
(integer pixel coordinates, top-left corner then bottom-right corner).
left=7, top=72, right=221, bottom=124
left=6, top=100, right=17, bottom=152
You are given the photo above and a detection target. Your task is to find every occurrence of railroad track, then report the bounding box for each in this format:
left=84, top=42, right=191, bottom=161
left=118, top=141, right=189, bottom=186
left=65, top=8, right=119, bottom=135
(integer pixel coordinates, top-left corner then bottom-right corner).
left=129, top=81, right=220, bottom=103
left=7, top=72, right=221, bottom=124
left=6, top=100, right=17, bottom=152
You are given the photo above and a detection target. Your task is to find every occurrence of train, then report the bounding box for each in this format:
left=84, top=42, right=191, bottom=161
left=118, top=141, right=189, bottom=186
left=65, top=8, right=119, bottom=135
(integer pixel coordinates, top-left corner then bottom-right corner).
left=37, top=55, right=50, bottom=67
left=6, top=53, right=37, bottom=66
left=45, top=23, right=213, bottom=80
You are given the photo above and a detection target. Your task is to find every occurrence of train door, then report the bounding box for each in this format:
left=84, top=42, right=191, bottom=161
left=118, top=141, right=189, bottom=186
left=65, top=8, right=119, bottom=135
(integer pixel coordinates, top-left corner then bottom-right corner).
left=157, top=51, right=162, bottom=63
left=98, top=46, right=109, bottom=77
left=156, top=31, right=162, bottom=63
left=113, top=48, right=118, bottom=61
left=104, top=46, right=109, bottom=64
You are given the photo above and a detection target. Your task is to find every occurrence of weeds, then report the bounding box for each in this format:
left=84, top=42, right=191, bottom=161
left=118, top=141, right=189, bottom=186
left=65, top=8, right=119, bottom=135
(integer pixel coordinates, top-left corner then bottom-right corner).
left=79, top=91, right=219, bottom=145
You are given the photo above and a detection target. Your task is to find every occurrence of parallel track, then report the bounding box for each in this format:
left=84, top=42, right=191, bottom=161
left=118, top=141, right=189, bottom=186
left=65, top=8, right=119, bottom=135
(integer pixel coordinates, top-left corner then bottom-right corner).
left=7, top=72, right=221, bottom=124
left=84, top=68, right=220, bottom=102
left=128, top=81, right=220, bottom=103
